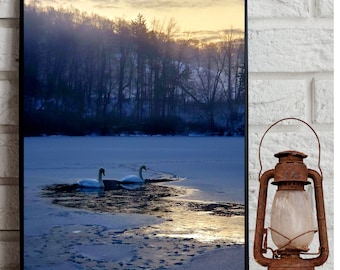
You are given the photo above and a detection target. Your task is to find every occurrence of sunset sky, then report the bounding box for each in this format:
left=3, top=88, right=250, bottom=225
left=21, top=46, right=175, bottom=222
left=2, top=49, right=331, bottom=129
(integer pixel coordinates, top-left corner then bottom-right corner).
left=27, top=0, right=245, bottom=40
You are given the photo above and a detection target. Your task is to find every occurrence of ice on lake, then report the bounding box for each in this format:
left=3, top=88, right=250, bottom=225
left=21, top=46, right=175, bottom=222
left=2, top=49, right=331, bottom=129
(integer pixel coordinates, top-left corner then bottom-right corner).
left=24, top=136, right=245, bottom=269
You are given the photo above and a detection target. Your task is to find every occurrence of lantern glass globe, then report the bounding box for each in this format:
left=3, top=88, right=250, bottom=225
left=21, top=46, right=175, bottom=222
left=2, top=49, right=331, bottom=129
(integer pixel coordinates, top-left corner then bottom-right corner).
left=270, top=189, right=315, bottom=251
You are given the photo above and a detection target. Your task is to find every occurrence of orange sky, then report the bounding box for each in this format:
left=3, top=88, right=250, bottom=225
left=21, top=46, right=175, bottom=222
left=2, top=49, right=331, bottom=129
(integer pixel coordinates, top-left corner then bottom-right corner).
left=27, top=0, right=244, bottom=40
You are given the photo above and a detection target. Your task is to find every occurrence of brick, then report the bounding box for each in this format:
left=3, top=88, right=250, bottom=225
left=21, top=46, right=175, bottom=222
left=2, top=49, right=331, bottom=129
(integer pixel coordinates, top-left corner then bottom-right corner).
left=0, top=133, right=18, bottom=178
left=248, top=130, right=261, bottom=174
left=248, top=0, right=311, bottom=18
left=0, top=186, right=19, bottom=230
left=0, top=27, right=19, bottom=71
left=248, top=26, right=333, bottom=73
left=248, top=184, right=262, bottom=230
left=316, top=0, right=334, bottom=17
left=0, top=0, right=19, bottom=18
left=0, top=80, right=18, bottom=125
left=318, top=131, right=334, bottom=178
left=0, top=240, right=20, bottom=268
left=313, top=79, right=334, bottom=124
left=322, top=181, right=334, bottom=222
left=248, top=80, right=306, bottom=125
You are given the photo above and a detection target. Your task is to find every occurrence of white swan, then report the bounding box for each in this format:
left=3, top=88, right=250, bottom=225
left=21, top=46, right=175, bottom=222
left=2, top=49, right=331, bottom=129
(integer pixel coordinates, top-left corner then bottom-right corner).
left=77, top=168, right=105, bottom=188
left=119, top=165, right=147, bottom=184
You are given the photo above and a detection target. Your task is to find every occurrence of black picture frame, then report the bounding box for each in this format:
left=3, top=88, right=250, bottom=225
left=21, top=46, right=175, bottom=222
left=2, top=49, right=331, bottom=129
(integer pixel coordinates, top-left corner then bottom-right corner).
left=21, top=0, right=248, bottom=268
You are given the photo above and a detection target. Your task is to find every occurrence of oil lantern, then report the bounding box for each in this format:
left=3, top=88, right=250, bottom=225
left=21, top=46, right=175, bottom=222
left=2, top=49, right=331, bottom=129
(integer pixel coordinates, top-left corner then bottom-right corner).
left=253, top=118, right=328, bottom=270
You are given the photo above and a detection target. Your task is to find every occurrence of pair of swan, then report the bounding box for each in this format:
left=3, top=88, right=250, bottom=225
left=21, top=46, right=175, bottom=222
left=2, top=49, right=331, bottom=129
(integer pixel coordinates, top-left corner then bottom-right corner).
left=76, top=165, right=147, bottom=188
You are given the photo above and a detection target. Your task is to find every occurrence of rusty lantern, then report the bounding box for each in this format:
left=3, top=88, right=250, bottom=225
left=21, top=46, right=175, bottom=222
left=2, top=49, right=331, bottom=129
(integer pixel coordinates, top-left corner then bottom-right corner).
left=253, top=118, right=329, bottom=270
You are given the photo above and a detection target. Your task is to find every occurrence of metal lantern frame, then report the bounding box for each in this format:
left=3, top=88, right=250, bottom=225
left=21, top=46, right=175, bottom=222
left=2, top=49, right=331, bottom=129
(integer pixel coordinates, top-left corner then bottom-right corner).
left=253, top=118, right=329, bottom=270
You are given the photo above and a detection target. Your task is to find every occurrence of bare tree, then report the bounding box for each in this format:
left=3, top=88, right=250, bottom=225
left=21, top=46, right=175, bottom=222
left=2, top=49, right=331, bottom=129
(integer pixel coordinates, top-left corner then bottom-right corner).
left=181, top=42, right=228, bottom=132
left=220, top=29, right=245, bottom=132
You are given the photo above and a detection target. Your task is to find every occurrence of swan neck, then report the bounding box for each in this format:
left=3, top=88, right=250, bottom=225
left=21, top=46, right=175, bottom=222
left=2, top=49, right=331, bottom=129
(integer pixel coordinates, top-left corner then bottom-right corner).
left=139, top=167, right=144, bottom=182
left=98, top=170, right=104, bottom=183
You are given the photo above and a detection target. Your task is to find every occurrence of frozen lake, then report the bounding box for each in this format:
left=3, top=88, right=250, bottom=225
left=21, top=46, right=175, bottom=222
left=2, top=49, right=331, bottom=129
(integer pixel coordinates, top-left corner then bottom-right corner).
left=24, top=136, right=245, bottom=203
left=23, top=136, right=245, bottom=269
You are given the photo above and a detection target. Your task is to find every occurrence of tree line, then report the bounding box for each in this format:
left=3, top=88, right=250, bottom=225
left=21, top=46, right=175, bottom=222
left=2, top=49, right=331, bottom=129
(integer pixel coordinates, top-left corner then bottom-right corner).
left=24, top=4, right=245, bottom=136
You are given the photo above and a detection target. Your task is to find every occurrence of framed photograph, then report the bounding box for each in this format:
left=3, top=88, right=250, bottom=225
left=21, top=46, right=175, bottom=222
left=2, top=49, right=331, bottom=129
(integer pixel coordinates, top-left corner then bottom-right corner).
left=23, top=0, right=246, bottom=268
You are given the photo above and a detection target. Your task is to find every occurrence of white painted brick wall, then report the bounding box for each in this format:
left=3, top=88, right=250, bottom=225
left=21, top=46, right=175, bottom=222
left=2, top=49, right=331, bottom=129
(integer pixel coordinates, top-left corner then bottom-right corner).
left=0, top=0, right=334, bottom=269
left=248, top=26, right=333, bottom=73
left=0, top=0, right=20, bottom=268
left=313, top=79, right=334, bottom=124
left=0, top=0, right=20, bottom=18
left=248, top=0, right=334, bottom=269
left=248, top=1, right=311, bottom=18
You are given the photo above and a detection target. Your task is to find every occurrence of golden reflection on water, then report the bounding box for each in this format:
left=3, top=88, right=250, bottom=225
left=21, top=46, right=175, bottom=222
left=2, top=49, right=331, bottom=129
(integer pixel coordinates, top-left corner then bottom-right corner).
left=42, top=182, right=244, bottom=245
left=140, top=198, right=244, bottom=244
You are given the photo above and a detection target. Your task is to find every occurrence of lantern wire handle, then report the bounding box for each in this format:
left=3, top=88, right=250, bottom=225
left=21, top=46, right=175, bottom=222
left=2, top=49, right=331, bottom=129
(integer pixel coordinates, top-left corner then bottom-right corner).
left=258, top=117, right=322, bottom=181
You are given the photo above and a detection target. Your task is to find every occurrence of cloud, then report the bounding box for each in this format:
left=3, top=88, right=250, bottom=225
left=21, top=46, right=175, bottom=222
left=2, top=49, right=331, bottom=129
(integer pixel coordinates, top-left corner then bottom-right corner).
left=91, top=0, right=244, bottom=10
left=89, top=0, right=120, bottom=9
left=182, top=27, right=244, bottom=43
left=26, top=0, right=63, bottom=6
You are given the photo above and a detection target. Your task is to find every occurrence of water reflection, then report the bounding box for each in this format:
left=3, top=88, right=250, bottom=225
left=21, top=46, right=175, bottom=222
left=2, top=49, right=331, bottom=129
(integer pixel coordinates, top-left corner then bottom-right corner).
left=142, top=206, right=244, bottom=243
left=41, top=182, right=244, bottom=244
